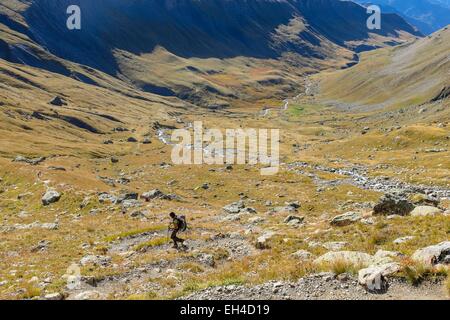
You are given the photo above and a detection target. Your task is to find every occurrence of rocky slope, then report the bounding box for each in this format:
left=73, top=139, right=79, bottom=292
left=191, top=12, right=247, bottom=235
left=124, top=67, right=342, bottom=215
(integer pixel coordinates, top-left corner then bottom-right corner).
left=0, top=0, right=421, bottom=105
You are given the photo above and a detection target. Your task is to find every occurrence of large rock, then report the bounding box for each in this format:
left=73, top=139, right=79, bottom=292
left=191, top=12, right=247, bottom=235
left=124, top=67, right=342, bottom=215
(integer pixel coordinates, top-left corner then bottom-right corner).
left=116, top=192, right=139, bottom=204
left=373, top=193, right=414, bottom=216
left=411, top=241, right=450, bottom=267
left=14, top=155, right=46, bottom=165
left=410, top=206, right=443, bottom=217
left=255, top=231, right=276, bottom=250
left=141, top=189, right=164, bottom=201
left=291, top=250, right=313, bottom=260
left=43, top=292, right=64, bottom=300
left=322, top=241, right=347, bottom=251
left=223, top=201, right=246, bottom=214
left=80, top=255, right=111, bottom=267
left=409, top=193, right=439, bottom=207
left=393, top=236, right=415, bottom=244
left=330, top=212, right=361, bottom=226
left=314, top=251, right=372, bottom=267
left=358, top=263, right=401, bottom=293
left=371, top=250, right=404, bottom=265
left=49, top=96, right=67, bottom=106
left=284, top=215, right=304, bottom=225
left=69, top=290, right=106, bottom=300
left=41, top=190, right=61, bottom=206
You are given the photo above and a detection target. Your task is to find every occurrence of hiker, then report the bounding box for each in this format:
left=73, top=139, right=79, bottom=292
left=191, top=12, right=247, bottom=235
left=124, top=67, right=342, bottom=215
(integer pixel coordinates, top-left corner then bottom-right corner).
left=168, top=212, right=187, bottom=249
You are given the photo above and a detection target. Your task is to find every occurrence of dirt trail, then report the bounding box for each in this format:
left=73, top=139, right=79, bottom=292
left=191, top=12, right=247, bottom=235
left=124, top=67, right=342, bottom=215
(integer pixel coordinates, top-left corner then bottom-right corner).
left=183, top=274, right=448, bottom=300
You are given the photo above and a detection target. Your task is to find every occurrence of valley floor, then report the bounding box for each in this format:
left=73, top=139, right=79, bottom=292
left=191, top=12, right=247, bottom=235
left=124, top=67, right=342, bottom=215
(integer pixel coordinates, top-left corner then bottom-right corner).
left=0, top=77, right=449, bottom=300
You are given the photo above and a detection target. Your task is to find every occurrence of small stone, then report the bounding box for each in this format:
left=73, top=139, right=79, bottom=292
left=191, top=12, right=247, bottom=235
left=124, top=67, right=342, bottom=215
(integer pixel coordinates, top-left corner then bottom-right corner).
left=44, top=292, right=64, bottom=300
left=49, top=96, right=67, bottom=106
left=393, top=236, right=415, bottom=244
left=291, top=250, right=312, bottom=260
left=330, top=212, right=361, bottom=226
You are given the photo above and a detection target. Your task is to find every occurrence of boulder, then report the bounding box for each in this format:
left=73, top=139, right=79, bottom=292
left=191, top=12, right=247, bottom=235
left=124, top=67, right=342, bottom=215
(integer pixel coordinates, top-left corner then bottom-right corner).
left=255, top=231, right=276, bottom=250
left=358, top=263, right=401, bottom=293
left=197, top=253, right=215, bottom=267
left=371, top=250, right=404, bottom=265
left=410, top=206, right=443, bottom=217
left=330, top=212, right=361, bottom=226
left=98, top=192, right=117, bottom=203
left=314, top=251, right=372, bottom=267
left=142, top=137, right=152, bottom=144
left=49, top=96, right=67, bottom=106
left=69, top=290, right=106, bottom=300
left=393, top=236, right=415, bottom=244
left=284, top=215, right=304, bottom=225
left=14, top=155, right=46, bottom=165
left=80, top=255, right=111, bottom=267
left=41, top=190, right=61, bottom=206
left=223, top=201, right=245, bottom=214
left=140, top=189, right=177, bottom=201
left=373, top=193, right=414, bottom=216
left=409, top=193, right=439, bottom=207
left=116, top=192, right=139, bottom=204
left=43, top=292, right=64, bottom=300
left=291, top=250, right=313, bottom=260
left=141, top=189, right=164, bottom=201
left=322, top=241, right=347, bottom=251
left=411, top=241, right=450, bottom=267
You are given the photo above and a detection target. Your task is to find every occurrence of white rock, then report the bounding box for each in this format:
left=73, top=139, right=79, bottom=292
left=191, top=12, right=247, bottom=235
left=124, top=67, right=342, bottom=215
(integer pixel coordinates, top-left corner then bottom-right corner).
left=314, top=251, right=372, bottom=267
left=80, top=255, right=111, bottom=267
left=411, top=241, right=450, bottom=267
left=393, top=236, right=415, bottom=244
left=358, top=263, right=401, bottom=293
left=291, top=250, right=313, bottom=260
left=69, top=290, right=106, bottom=300
left=44, top=292, right=64, bottom=300
left=410, top=206, right=443, bottom=217
left=256, top=231, right=276, bottom=249
left=330, top=212, right=361, bottom=226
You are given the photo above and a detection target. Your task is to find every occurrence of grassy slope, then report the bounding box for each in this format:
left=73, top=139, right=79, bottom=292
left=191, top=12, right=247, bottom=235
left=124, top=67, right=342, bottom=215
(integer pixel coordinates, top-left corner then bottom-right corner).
left=316, top=27, right=450, bottom=109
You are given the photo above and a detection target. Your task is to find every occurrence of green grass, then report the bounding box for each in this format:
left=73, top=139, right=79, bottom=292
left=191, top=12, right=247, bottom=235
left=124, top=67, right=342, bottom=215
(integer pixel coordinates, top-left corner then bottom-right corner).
left=287, top=103, right=324, bottom=117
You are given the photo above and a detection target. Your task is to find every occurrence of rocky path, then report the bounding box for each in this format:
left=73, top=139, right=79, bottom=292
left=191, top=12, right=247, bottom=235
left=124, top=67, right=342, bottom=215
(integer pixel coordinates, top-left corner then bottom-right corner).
left=65, top=230, right=257, bottom=299
left=287, top=162, right=450, bottom=199
left=183, top=273, right=447, bottom=300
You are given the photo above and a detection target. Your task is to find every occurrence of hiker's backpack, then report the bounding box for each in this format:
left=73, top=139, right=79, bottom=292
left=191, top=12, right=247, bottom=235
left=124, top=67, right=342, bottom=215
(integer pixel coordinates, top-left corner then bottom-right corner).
left=178, top=215, right=188, bottom=232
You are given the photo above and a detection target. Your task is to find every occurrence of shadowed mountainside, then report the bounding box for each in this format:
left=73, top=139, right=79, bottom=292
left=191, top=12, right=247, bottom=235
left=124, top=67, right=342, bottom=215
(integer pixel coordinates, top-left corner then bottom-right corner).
left=0, top=0, right=422, bottom=106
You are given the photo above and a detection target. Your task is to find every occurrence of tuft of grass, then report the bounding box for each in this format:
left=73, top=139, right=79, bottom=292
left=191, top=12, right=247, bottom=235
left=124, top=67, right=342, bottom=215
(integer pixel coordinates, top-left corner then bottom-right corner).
left=21, top=285, right=41, bottom=299
left=317, top=259, right=362, bottom=276
left=126, top=291, right=157, bottom=300
left=182, top=280, right=202, bottom=294
left=401, top=260, right=432, bottom=286
left=178, top=262, right=205, bottom=274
